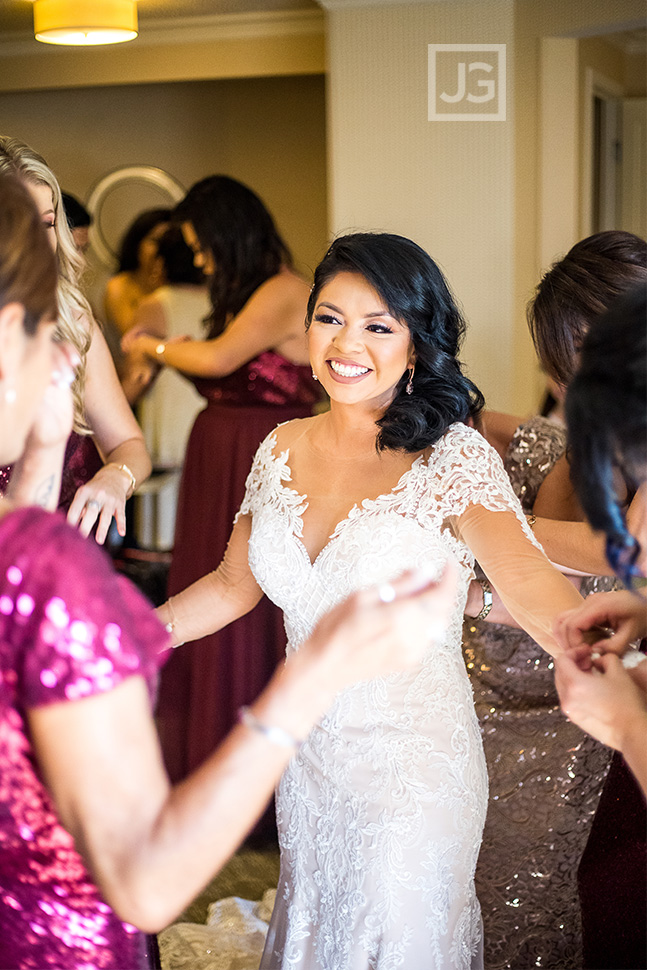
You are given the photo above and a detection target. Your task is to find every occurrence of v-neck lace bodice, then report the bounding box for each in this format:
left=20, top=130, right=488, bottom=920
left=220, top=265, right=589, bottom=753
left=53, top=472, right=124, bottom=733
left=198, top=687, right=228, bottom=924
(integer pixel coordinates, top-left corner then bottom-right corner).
left=250, top=443, right=429, bottom=568
left=236, top=420, right=555, bottom=969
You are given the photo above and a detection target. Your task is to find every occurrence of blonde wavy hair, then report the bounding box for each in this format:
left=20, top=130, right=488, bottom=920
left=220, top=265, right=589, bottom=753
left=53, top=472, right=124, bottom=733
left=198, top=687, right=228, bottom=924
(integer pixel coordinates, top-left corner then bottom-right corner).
left=0, top=136, right=92, bottom=433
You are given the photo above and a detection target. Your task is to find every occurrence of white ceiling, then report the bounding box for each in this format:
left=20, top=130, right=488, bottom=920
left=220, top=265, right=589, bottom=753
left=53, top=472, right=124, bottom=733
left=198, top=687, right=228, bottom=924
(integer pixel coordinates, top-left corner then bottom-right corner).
left=0, top=0, right=319, bottom=35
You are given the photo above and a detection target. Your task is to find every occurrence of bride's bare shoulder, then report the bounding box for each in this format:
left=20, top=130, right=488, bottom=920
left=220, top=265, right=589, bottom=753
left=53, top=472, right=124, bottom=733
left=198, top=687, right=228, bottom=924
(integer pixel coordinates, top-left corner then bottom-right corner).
left=272, top=415, right=320, bottom=451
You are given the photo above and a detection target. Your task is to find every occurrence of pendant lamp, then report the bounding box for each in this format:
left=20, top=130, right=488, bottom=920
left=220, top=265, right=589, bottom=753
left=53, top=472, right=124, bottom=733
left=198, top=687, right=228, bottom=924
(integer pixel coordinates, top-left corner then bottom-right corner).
left=34, top=0, right=138, bottom=46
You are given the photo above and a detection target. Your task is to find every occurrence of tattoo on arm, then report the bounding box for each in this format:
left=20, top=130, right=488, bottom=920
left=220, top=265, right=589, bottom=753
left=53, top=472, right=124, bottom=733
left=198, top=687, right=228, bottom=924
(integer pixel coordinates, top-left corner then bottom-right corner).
left=34, top=475, right=55, bottom=509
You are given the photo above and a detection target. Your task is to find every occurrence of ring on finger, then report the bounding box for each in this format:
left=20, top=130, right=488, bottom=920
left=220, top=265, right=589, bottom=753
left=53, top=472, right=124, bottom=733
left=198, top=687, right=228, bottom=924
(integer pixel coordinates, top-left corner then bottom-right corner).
left=377, top=583, right=396, bottom=604
left=86, top=500, right=102, bottom=511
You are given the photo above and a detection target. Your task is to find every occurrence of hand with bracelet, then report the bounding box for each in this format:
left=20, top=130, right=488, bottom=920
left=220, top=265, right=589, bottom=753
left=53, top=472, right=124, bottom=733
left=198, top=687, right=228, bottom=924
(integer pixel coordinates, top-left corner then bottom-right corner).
left=67, top=457, right=138, bottom=544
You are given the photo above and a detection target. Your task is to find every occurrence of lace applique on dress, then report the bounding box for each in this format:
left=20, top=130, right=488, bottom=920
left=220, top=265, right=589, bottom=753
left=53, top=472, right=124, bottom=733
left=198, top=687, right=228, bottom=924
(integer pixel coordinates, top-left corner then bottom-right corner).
left=231, top=422, right=549, bottom=969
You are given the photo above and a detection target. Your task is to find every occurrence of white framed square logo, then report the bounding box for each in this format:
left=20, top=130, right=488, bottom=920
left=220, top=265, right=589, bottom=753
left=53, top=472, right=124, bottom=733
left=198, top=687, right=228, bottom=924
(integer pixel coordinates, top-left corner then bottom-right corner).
left=428, top=44, right=506, bottom=121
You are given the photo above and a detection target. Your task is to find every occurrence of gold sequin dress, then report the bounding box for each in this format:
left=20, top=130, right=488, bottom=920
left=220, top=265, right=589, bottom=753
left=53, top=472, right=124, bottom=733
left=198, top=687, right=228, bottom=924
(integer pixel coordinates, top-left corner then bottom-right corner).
left=463, top=417, right=614, bottom=970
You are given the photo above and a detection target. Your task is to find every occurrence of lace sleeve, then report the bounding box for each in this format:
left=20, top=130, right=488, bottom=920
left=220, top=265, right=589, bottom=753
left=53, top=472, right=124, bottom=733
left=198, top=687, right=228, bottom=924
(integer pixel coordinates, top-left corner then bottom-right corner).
left=435, top=425, right=542, bottom=549
left=235, top=428, right=301, bottom=523
left=431, top=427, right=583, bottom=653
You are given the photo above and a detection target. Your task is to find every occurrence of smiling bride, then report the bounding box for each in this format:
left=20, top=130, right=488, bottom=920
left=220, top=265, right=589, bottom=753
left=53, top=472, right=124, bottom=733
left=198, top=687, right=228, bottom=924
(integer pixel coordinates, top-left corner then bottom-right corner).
left=158, top=232, right=586, bottom=970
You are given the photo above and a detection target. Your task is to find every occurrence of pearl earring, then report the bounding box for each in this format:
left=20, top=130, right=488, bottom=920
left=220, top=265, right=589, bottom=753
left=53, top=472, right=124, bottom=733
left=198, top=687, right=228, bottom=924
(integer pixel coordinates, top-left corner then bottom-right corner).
left=3, top=385, right=16, bottom=405
left=311, top=370, right=319, bottom=382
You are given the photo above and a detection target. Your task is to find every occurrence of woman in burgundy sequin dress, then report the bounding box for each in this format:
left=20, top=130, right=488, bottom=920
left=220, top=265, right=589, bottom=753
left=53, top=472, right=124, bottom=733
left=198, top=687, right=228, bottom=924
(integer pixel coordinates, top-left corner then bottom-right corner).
left=124, top=176, right=320, bottom=781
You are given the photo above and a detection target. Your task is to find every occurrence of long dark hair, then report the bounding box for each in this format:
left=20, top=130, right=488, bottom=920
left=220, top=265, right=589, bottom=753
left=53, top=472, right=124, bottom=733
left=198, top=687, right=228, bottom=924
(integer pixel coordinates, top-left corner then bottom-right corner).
left=117, top=208, right=171, bottom=273
left=174, top=176, right=292, bottom=338
left=566, top=284, right=647, bottom=588
left=528, top=230, right=647, bottom=387
left=156, top=226, right=204, bottom=286
left=306, top=232, right=484, bottom=452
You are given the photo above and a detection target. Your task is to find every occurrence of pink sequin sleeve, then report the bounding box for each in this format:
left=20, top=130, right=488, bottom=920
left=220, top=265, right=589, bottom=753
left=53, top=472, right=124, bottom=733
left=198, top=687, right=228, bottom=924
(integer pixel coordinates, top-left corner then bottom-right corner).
left=0, top=508, right=167, bottom=709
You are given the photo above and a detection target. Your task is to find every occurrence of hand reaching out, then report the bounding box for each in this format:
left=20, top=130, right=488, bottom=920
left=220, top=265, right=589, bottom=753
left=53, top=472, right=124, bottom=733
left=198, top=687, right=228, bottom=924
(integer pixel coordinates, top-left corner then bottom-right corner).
left=553, top=590, right=647, bottom=661
left=553, top=590, right=647, bottom=794
left=67, top=463, right=135, bottom=545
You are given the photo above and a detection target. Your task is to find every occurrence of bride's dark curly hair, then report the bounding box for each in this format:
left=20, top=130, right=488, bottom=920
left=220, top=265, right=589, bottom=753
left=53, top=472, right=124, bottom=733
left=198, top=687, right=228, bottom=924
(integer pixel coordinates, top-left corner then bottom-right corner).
left=306, top=232, right=484, bottom=452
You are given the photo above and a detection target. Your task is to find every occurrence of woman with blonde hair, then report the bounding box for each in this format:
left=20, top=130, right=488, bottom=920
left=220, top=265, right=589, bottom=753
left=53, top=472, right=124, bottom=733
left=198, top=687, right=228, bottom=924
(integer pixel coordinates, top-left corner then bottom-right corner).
left=0, top=135, right=151, bottom=542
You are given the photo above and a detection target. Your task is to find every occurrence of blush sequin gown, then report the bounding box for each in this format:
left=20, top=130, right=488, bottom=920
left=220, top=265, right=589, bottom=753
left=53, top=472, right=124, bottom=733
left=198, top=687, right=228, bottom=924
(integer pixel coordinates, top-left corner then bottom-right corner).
left=0, top=507, right=165, bottom=969
left=157, top=351, right=319, bottom=783
left=462, top=417, right=614, bottom=969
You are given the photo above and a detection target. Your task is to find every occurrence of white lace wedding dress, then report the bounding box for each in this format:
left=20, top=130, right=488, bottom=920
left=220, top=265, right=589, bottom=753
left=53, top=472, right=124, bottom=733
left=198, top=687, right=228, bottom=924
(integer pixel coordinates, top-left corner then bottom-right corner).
left=235, top=421, right=580, bottom=970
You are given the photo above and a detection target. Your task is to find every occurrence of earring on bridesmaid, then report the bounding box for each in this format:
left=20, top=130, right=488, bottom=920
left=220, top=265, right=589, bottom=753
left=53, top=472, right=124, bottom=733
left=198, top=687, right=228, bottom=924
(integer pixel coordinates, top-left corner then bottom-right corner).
left=2, top=383, right=16, bottom=405
left=311, top=370, right=319, bottom=382
left=405, top=365, right=415, bottom=395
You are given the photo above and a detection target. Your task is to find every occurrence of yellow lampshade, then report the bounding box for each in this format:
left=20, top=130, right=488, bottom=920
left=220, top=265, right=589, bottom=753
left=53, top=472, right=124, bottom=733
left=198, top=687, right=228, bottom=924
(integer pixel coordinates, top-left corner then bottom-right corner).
left=34, top=0, right=138, bottom=46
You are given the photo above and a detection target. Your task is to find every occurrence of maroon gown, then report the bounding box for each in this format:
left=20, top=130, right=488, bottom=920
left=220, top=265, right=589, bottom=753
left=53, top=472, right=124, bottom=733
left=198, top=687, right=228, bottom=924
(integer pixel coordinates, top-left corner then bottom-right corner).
left=157, top=350, right=319, bottom=783
left=0, top=433, right=103, bottom=515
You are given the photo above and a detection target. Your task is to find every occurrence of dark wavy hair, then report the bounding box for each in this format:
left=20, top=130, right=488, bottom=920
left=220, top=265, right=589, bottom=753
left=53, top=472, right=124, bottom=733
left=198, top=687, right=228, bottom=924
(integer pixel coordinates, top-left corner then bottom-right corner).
left=174, top=176, right=292, bottom=338
left=306, top=232, right=484, bottom=452
left=528, top=230, right=647, bottom=387
left=566, top=284, right=647, bottom=588
left=61, top=192, right=91, bottom=229
left=117, top=208, right=172, bottom=273
left=156, top=225, right=204, bottom=287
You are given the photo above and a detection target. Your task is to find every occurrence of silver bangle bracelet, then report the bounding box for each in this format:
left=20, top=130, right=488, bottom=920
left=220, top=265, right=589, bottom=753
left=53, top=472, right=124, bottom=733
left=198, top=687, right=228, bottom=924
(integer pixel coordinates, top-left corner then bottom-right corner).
left=474, top=578, right=493, bottom=621
left=238, top=706, right=302, bottom=751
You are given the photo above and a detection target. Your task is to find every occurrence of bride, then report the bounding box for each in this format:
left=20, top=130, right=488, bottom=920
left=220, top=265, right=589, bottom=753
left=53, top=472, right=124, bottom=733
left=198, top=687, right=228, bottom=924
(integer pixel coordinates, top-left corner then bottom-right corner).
left=160, top=232, right=584, bottom=969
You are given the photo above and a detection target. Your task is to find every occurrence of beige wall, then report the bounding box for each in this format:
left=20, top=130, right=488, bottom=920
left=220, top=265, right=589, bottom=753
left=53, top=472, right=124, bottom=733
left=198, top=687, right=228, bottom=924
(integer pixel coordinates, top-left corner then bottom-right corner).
left=625, top=51, right=647, bottom=95
left=0, top=74, right=328, bottom=306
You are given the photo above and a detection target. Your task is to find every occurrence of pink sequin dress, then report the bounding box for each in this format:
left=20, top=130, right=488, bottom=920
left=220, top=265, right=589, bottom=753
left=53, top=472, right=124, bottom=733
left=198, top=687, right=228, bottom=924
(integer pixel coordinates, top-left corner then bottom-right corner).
left=0, top=506, right=165, bottom=969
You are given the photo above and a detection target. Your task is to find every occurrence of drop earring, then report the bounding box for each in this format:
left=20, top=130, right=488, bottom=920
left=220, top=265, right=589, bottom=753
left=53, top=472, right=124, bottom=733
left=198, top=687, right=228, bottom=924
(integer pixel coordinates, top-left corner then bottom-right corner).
left=311, top=370, right=319, bottom=382
left=405, top=365, right=415, bottom=395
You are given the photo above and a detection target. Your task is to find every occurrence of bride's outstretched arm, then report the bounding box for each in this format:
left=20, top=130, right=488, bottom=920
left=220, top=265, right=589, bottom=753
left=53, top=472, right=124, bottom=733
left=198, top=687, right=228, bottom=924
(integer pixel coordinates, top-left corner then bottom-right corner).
left=456, top=504, right=584, bottom=656
left=157, top=514, right=263, bottom=647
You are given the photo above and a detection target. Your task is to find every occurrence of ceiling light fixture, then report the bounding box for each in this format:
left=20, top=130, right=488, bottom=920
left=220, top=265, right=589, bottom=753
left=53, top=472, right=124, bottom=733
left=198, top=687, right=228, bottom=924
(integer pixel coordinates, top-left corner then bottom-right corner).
left=34, top=0, right=138, bottom=46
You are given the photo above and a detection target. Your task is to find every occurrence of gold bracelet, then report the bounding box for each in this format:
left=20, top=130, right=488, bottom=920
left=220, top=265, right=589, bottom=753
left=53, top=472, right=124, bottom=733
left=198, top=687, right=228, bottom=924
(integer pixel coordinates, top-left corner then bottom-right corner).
left=107, top=461, right=137, bottom=498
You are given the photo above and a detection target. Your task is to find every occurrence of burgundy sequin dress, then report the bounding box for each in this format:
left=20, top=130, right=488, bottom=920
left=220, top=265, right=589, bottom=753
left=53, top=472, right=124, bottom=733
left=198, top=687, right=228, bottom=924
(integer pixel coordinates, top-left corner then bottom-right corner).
left=0, top=433, right=103, bottom=514
left=0, top=506, right=166, bottom=969
left=157, top=351, right=319, bottom=783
